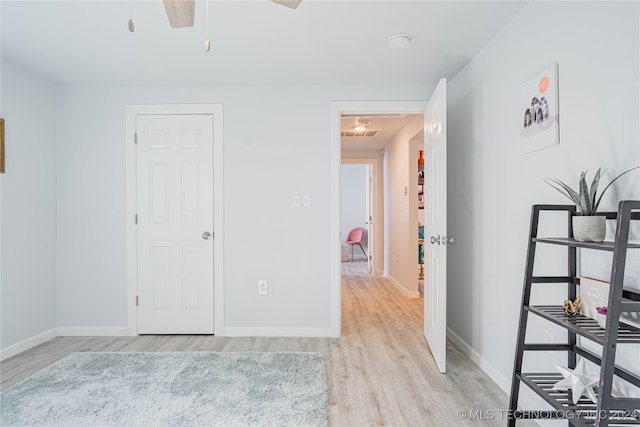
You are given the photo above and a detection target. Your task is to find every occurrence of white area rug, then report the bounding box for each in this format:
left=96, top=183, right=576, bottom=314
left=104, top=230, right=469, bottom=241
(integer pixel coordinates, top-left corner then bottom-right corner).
left=1, top=351, right=328, bottom=426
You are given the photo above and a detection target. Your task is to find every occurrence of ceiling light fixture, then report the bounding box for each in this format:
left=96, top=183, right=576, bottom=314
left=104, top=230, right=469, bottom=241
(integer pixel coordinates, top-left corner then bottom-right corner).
left=353, top=120, right=368, bottom=132
left=388, top=33, right=411, bottom=49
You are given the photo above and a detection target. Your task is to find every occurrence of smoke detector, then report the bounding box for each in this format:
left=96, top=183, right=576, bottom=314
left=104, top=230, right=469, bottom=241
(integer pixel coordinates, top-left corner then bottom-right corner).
left=388, top=33, right=411, bottom=48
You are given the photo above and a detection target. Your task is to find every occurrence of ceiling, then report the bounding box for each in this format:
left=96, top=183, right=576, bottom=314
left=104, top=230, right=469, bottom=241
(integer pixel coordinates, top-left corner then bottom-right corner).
left=0, top=1, right=527, bottom=86
left=341, top=114, right=419, bottom=150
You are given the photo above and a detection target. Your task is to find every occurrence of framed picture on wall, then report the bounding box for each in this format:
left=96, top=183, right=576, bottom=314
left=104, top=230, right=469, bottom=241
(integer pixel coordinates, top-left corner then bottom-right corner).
left=521, top=63, right=559, bottom=153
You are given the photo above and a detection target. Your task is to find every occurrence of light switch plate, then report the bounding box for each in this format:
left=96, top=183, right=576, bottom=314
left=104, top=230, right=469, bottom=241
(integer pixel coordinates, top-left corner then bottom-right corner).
left=303, top=195, right=312, bottom=208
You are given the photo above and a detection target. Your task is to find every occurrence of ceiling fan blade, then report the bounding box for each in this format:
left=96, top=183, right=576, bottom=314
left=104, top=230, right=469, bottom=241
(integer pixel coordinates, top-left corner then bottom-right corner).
left=162, top=0, right=195, bottom=28
left=271, top=0, right=302, bottom=9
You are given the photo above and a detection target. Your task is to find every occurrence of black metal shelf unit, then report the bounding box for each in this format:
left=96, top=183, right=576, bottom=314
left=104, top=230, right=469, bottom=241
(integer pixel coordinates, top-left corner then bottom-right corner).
left=508, top=201, right=640, bottom=427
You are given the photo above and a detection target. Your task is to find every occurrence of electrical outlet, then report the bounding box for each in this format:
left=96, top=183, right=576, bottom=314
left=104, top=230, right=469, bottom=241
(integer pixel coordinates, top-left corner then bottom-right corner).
left=544, top=330, right=554, bottom=343
left=258, top=280, right=268, bottom=295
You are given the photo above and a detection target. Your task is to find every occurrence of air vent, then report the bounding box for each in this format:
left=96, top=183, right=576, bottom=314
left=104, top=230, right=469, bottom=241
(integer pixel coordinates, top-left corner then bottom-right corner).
left=341, top=129, right=380, bottom=137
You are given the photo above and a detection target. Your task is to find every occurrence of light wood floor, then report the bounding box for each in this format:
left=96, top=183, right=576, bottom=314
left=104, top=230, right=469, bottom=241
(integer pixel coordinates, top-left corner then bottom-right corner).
left=1, top=260, right=534, bottom=426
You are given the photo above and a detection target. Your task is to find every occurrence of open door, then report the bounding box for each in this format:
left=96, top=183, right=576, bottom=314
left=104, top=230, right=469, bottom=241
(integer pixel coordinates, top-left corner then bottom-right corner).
left=423, top=78, right=448, bottom=373
left=366, top=165, right=373, bottom=273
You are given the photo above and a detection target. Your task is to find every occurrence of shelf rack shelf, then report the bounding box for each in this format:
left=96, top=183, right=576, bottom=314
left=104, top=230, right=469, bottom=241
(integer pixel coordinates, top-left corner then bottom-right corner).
left=508, top=201, right=640, bottom=427
left=516, top=373, right=639, bottom=427
left=525, top=306, right=640, bottom=344
left=532, top=237, right=640, bottom=251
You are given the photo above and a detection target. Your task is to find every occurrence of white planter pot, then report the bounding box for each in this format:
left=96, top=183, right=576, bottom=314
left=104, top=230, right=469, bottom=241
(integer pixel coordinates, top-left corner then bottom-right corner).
left=572, top=215, right=606, bottom=242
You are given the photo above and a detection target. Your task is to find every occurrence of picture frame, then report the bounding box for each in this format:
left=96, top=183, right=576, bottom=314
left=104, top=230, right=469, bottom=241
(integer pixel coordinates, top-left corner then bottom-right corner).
left=0, top=118, right=4, bottom=173
left=521, top=63, right=559, bottom=153
left=579, top=276, right=609, bottom=320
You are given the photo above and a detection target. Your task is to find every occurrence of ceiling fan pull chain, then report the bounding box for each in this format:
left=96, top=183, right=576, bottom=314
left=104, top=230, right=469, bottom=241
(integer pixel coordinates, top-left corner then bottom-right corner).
left=128, top=0, right=135, bottom=32
left=204, top=0, right=211, bottom=52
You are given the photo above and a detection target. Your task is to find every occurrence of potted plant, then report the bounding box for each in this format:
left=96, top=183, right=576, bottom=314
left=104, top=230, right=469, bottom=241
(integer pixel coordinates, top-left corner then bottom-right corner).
left=543, top=167, right=639, bottom=242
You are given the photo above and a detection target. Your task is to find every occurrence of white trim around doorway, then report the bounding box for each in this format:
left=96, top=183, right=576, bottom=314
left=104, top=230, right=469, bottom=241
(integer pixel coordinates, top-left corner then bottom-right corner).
left=330, top=101, right=427, bottom=337
left=125, top=104, right=224, bottom=336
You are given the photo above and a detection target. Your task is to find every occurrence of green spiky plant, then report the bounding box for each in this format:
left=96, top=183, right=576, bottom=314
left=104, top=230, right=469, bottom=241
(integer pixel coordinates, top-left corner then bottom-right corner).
left=543, top=167, right=639, bottom=215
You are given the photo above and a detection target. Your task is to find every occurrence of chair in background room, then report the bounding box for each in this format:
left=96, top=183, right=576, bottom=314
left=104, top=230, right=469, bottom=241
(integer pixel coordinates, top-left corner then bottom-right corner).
left=345, top=227, right=367, bottom=262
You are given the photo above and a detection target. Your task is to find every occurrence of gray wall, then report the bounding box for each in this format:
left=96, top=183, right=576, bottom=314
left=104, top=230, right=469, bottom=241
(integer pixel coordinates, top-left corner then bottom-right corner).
left=448, top=0, right=639, bottom=396
left=1, top=59, right=58, bottom=348
left=54, top=84, right=431, bottom=330
left=0, top=58, right=431, bottom=348
left=383, top=115, right=423, bottom=294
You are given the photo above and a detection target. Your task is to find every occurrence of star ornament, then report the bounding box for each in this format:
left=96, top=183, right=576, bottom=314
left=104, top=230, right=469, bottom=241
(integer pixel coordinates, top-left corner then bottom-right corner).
left=552, top=359, right=599, bottom=404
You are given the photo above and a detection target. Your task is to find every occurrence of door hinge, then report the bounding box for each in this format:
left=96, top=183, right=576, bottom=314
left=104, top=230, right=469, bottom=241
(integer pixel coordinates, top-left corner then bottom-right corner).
left=134, top=133, right=138, bottom=144
left=135, top=214, right=138, bottom=224
left=136, top=296, right=139, bottom=306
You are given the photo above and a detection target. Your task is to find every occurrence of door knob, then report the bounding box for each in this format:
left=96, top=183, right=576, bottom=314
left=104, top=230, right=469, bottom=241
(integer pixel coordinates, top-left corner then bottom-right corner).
left=202, top=231, right=212, bottom=240
left=446, top=236, right=455, bottom=244
left=430, top=235, right=441, bottom=245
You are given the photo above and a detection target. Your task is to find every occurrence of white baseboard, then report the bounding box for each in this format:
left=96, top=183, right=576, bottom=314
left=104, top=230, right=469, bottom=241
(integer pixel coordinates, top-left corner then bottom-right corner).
left=383, top=271, right=420, bottom=298
left=57, top=327, right=130, bottom=337
left=219, top=327, right=336, bottom=337
left=447, top=327, right=511, bottom=392
left=1, top=328, right=58, bottom=361
left=447, top=327, right=538, bottom=411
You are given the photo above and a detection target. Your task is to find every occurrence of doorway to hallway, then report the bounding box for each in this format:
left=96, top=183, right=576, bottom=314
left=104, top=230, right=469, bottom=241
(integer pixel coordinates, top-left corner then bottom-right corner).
left=331, top=90, right=449, bottom=373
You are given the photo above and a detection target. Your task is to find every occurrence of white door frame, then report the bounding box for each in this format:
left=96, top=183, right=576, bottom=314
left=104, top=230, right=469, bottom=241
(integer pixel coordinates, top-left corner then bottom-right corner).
left=125, top=104, right=224, bottom=336
left=330, top=101, right=427, bottom=336
left=341, top=158, right=381, bottom=274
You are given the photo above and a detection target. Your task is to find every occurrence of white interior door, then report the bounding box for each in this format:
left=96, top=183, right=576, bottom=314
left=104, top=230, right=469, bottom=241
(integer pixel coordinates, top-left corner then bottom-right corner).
left=136, top=114, right=214, bottom=334
left=366, top=165, right=373, bottom=273
left=423, top=78, right=448, bottom=373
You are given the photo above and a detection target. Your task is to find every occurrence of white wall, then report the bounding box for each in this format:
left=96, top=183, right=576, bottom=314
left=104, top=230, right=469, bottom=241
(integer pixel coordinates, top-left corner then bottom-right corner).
left=341, top=164, right=368, bottom=253
left=55, top=84, right=431, bottom=332
left=0, top=59, right=58, bottom=349
left=448, top=0, right=640, bottom=398
left=383, top=115, right=423, bottom=294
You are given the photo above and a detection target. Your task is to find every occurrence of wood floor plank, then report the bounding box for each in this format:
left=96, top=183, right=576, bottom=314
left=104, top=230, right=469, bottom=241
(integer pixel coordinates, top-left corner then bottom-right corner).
left=1, top=259, right=536, bottom=426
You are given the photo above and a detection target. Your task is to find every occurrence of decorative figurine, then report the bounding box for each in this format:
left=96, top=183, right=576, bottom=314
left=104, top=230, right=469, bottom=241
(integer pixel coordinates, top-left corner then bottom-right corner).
left=563, top=297, right=581, bottom=316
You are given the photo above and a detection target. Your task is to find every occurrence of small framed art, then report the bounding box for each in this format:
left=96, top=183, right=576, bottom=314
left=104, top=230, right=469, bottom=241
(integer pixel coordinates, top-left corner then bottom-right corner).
left=521, top=64, right=559, bottom=153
